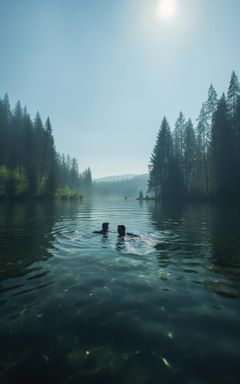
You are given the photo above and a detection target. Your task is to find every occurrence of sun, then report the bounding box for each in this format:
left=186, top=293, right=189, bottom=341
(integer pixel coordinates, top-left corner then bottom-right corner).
left=158, top=0, right=177, bottom=19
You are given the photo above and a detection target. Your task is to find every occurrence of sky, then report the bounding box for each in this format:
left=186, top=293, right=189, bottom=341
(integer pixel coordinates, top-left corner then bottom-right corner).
left=1, top=0, right=240, bottom=178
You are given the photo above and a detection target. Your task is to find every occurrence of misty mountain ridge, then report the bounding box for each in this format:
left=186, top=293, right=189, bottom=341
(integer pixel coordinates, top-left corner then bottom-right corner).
left=94, top=174, right=147, bottom=183
left=93, top=174, right=149, bottom=197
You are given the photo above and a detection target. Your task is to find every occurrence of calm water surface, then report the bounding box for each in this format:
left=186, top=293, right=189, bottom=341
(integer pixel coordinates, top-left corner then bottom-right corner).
left=0, top=197, right=240, bottom=384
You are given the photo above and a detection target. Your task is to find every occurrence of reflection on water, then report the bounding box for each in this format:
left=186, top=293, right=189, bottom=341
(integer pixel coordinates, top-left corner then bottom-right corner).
left=0, top=198, right=240, bottom=383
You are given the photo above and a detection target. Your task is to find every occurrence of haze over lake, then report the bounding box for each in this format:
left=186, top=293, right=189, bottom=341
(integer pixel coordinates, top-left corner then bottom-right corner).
left=0, top=197, right=240, bottom=383
left=1, top=1, right=240, bottom=383
left=1, top=0, right=240, bottom=177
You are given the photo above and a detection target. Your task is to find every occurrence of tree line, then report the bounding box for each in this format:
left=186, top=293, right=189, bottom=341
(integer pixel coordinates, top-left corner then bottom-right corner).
left=148, top=70, right=240, bottom=201
left=93, top=174, right=148, bottom=197
left=0, top=94, right=92, bottom=199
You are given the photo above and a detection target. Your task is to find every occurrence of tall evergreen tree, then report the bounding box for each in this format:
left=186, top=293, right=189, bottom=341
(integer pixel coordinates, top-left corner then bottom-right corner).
left=148, top=117, right=174, bottom=199
left=232, top=95, right=240, bottom=191
left=81, top=167, right=92, bottom=192
left=196, top=104, right=209, bottom=194
left=33, top=112, right=46, bottom=190
left=211, top=94, right=236, bottom=198
left=11, top=101, right=23, bottom=168
left=196, top=85, right=217, bottom=195
left=206, top=84, right=218, bottom=127
left=183, top=119, right=197, bottom=195
left=227, top=71, right=240, bottom=116
left=173, top=111, right=185, bottom=163
left=0, top=94, right=11, bottom=165
left=44, top=118, right=57, bottom=196
left=22, top=107, right=35, bottom=194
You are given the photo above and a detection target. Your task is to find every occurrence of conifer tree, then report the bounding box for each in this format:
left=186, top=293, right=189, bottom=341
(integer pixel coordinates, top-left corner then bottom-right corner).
left=44, top=118, right=57, bottom=196
left=196, top=85, right=217, bottom=195
left=0, top=94, right=11, bottom=166
left=206, top=84, right=218, bottom=128
left=232, top=95, right=240, bottom=192
left=11, top=101, right=23, bottom=168
left=196, top=104, right=209, bottom=194
left=173, top=111, right=185, bottom=164
left=227, top=71, right=240, bottom=116
left=183, top=119, right=197, bottom=195
left=148, top=117, right=174, bottom=199
left=34, top=112, right=46, bottom=190
left=211, top=94, right=236, bottom=198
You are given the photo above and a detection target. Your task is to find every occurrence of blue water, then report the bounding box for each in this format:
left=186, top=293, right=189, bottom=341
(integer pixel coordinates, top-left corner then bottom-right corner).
left=0, top=198, right=240, bottom=383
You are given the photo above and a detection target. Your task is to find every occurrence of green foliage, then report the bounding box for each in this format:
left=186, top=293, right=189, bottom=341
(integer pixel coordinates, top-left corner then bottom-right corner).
left=138, top=191, right=144, bottom=200
left=0, top=166, right=28, bottom=199
left=211, top=95, right=237, bottom=198
left=148, top=117, right=178, bottom=199
left=183, top=119, right=197, bottom=195
left=173, top=111, right=185, bottom=163
left=149, top=70, right=240, bottom=202
left=0, top=94, right=92, bottom=200
left=56, top=186, right=83, bottom=200
left=0, top=166, right=8, bottom=198
left=227, top=71, right=240, bottom=116
left=93, top=174, right=148, bottom=197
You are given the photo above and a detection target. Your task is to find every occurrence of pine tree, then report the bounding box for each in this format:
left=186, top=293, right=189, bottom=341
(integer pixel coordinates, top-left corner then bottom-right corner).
left=232, top=96, right=240, bottom=192
left=206, top=84, right=218, bottom=128
left=173, top=111, right=185, bottom=164
left=11, top=101, right=23, bottom=168
left=33, top=112, right=46, bottom=191
left=148, top=117, right=174, bottom=199
left=44, top=118, right=57, bottom=196
left=196, top=104, right=209, bottom=194
left=227, top=71, right=240, bottom=117
left=183, top=119, right=197, bottom=195
left=211, top=94, right=236, bottom=198
left=70, top=158, right=79, bottom=191
left=82, top=167, right=92, bottom=193
left=0, top=94, right=11, bottom=166
left=196, top=85, right=217, bottom=196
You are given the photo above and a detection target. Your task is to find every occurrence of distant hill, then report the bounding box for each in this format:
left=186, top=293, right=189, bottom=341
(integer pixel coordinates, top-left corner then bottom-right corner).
left=93, top=174, right=149, bottom=197
left=95, top=174, right=140, bottom=183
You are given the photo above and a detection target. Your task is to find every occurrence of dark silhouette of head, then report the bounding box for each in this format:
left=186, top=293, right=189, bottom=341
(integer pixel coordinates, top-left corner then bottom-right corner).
left=117, top=225, right=126, bottom=237
left=102, top=222, right=109, bottom=233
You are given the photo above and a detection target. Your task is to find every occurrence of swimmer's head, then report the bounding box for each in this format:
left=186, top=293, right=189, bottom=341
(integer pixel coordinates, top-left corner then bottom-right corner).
left=117, top=225, right=126, bottom=236
left=102, top=222, right=109, bottom=232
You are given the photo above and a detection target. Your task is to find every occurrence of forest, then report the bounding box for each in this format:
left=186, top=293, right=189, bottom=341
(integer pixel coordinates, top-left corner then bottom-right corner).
left=148, top=70, right=240, bottom=201
left=93, top=174, right=148, bottom=198
left=0, top=95, right=92, bottom=199
left=1, top=70, right=240, bottom=202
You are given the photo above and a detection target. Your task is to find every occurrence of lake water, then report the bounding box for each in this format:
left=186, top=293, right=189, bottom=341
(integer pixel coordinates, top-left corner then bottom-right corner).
left=0, top=197, right=240, bottom=384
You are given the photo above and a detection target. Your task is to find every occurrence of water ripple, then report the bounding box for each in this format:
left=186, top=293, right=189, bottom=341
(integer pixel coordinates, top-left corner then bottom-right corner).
left=1, top=199, right=240, bottom=383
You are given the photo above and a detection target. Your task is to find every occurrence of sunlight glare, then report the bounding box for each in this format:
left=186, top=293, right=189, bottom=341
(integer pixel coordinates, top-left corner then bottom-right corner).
left=158, top=0, right=177, bottom=19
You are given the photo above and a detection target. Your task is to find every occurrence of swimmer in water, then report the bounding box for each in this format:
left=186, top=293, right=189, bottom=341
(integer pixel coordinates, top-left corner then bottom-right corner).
left=117, top=225, right=139, bottom=238
left=93, top=222, right=109, bottom=235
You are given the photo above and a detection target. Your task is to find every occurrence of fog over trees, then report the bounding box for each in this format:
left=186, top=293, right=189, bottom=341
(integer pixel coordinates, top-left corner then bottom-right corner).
left=93, top=174, right=148, bottom=198
left=148, top=70, right=240, bottom=201
left=1, top=70, right=240, bottom=202
left=0, top=95, right=92, bottom=199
